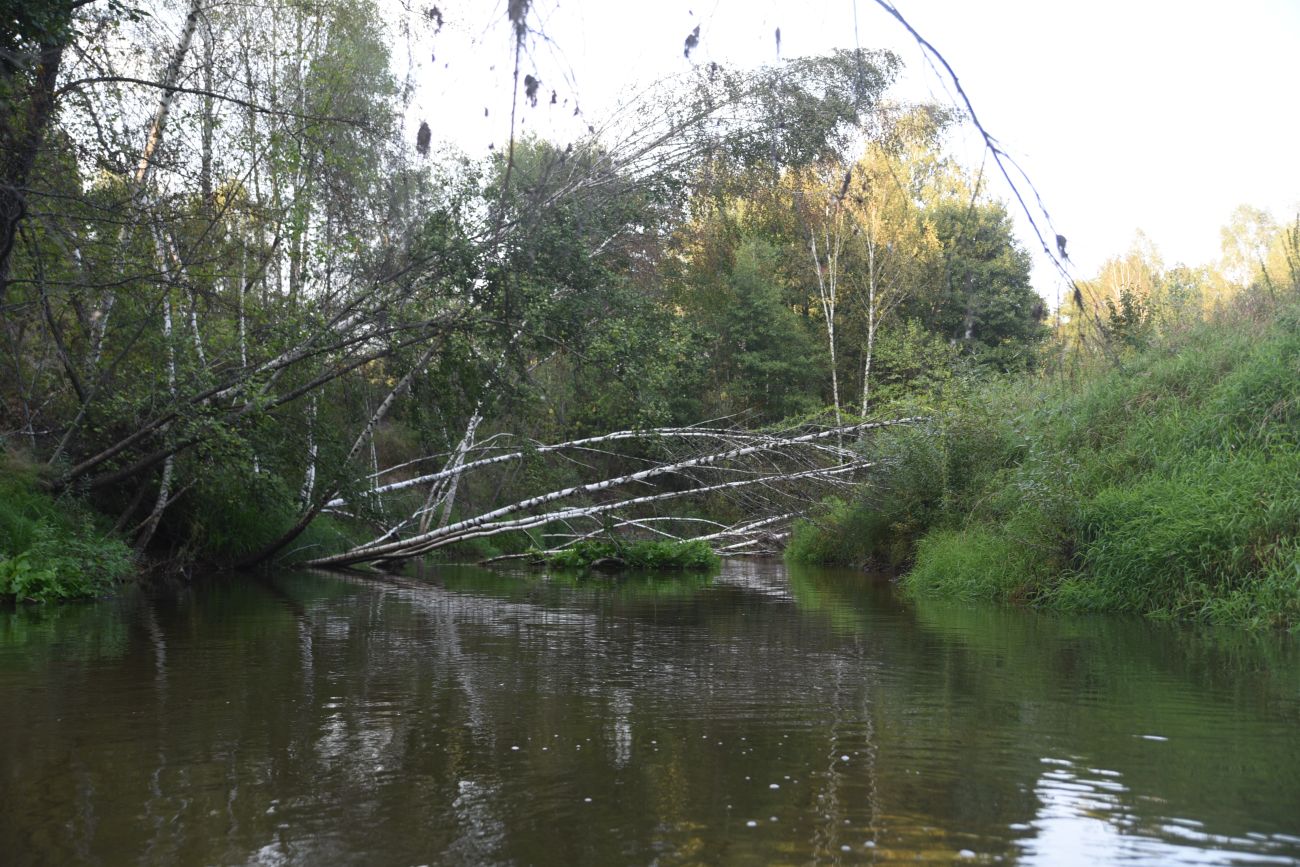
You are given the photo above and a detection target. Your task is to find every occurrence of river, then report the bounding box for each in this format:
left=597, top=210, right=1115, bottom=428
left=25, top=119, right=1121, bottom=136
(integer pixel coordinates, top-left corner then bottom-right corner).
left=2, top=559, right=1299, bottom=865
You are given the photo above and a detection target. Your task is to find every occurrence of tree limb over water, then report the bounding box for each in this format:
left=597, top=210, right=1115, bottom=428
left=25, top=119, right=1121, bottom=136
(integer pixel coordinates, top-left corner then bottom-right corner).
left=306, top=416, right=924, bottom=569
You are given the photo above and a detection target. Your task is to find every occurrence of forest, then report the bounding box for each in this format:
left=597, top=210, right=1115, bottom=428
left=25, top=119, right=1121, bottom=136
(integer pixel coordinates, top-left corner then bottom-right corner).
left=2, top=0, right=1298, bottom=626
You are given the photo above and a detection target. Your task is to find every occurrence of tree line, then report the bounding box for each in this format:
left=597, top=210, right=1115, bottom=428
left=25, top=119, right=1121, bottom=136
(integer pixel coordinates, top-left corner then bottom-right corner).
left=13, top=0, right=1268, bottom=574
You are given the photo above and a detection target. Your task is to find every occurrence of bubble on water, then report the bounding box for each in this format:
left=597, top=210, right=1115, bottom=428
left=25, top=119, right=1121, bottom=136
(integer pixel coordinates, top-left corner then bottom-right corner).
left=583, top=797, right=592, bottom=803
left=769, top=816, right=778, bottom=822
left=864, top=841, right=876, bottom=848
left=841, top=755, right=850, bottom=761
left=841, top=845, right=851, bottom=852
left=511, top=745, right=520, bottom=751
left=769, top=783, right=780, bottom=789
left=959, top=850, right=976, bottom=858
left=746, top=820, right=758, bottom=828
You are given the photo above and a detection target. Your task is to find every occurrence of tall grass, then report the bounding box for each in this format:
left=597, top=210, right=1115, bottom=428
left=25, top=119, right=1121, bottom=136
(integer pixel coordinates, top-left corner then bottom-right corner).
left=790, top=295, right=1300, bottom=628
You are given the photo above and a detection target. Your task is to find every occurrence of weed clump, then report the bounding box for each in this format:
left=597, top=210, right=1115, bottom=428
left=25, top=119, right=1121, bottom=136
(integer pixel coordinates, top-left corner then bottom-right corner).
left=546, top=538, right=720, bottom=572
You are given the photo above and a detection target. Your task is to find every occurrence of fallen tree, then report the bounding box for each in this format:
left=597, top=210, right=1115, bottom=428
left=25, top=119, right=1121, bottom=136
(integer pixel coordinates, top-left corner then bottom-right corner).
left=305, top=416, right=924, bottom=570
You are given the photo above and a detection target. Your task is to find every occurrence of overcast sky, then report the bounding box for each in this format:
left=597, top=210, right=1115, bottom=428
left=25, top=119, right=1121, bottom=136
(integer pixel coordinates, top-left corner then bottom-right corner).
left=409, top=0, right=1300, bottom=301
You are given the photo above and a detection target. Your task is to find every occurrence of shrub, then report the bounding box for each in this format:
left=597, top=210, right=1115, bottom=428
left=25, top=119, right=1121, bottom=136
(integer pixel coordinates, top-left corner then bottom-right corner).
left=0, top=454, right=135, bottom=602
left=546, top=538, right=720, bottom=572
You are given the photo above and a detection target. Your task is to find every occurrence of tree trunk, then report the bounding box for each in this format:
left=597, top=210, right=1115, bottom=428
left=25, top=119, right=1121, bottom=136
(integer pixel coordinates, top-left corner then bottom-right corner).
left=0, top=41, right=65, bottom=304
left=809, top=216, right=844, bottom=438
left=861, top=233, right=877, bottom=416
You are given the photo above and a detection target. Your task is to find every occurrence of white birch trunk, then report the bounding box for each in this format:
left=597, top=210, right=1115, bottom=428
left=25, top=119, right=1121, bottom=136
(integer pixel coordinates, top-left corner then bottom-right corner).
left=134, top=0, right=203, bottom=188
left=136, top=226, right=179, bottom=549
left=311, top=461, right=871, bottom=567
left=300, top=394, right=318, bottom=506
left=861, top=232, right=878, bottom=417
left=809, top=205, right=845, bottom=438
left=316, top=417, right=922, bottom=566
left=93, top=0, right=202, bottom=387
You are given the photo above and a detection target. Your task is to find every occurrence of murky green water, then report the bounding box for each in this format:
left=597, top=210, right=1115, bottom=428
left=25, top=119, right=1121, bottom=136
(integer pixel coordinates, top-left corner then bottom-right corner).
left=2, top=560, right=1299, bottom=865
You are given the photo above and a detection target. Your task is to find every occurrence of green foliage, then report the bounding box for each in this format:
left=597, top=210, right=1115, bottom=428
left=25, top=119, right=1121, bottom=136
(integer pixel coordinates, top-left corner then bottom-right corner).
left=905, top=200, right=1046, bottom=355
left=0, top=457, right=134, bottom=602
left=0, top=0, right=145, bottom=58
left=786, top=498, right=898, bottom=569
left=714, top=240, right=827, bottom=421
left=867, top=319, right=961, bottom=404
left=793, top=292, right=1300, bottom=627
left=164, top=468, right=355, bottom=565
left=547, top=539, right=720, bottom=572
left=787, top=379, right=1028, bottom=569
left=1059, top=450, right=1300, bottom=622
left=905, top=528, right=1043, bottom=600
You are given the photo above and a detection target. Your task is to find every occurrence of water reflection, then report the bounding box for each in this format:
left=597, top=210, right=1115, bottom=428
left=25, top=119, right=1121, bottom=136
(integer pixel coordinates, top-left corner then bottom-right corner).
left=0, top=561, right=1297, bottom=865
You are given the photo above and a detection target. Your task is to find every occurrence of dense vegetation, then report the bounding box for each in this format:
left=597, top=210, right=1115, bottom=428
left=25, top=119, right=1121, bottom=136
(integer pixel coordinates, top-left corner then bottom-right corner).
left=1, top=1, right=1296, bottom=625
left=0, top=454, right=134, bottom=602
left=789, top=268, right=1300, bottom=627
left=0, top=0, right=1046, bottom=595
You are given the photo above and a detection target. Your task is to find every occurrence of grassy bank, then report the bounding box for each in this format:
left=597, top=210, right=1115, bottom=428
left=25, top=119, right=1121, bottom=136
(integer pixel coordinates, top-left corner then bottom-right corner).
left=0, top=453, right=368, bottom=602
left=0, top=454, right=135, bottom=603
left=788, top=298, right=1300, bottom=628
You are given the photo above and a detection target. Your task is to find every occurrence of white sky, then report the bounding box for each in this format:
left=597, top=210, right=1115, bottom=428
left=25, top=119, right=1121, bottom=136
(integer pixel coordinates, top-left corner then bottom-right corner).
left=404, top=0, right=1300, bottom=301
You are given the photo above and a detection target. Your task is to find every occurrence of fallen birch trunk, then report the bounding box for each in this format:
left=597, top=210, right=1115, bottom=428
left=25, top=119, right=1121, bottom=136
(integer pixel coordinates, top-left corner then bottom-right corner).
left=302, top=415, right=925, bottom=570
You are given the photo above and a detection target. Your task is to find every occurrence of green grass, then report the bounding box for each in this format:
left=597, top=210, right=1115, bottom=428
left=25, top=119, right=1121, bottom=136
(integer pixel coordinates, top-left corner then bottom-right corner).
left=0, top=453, right=135, bottom=602
left=789, top=294, right=1300, bottom=628
left=546, top=538, right=721, bottom=572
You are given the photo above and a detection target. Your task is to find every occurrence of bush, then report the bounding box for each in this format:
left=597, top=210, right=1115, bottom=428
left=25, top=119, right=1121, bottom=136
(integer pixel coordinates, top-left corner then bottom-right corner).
left=163, top=467, right=358, bottom=566
left=546, top=538, right=720, bottom=572
left=0, top=455, right=135, bottom=602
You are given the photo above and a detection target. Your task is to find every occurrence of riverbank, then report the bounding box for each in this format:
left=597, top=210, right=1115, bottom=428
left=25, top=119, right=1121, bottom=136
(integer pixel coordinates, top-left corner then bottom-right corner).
left=0, top=450, right=374, bottom=603
left=0, top=454, right=135, bottom=603
left=789, top=294, right=1300, bottom=629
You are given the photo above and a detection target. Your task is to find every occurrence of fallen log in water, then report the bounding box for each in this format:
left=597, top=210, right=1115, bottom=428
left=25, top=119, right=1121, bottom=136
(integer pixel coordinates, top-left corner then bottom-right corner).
left=306, top=416, right=925, bottom=570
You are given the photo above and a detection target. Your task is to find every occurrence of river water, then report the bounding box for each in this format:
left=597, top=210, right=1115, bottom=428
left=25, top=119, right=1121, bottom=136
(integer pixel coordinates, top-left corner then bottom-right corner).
left=2, top=560, right=1299, bottom=865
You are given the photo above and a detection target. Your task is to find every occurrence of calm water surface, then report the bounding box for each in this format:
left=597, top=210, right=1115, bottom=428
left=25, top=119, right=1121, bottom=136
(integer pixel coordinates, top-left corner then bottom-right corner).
left=2, top=560, right=1299, bottom=865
